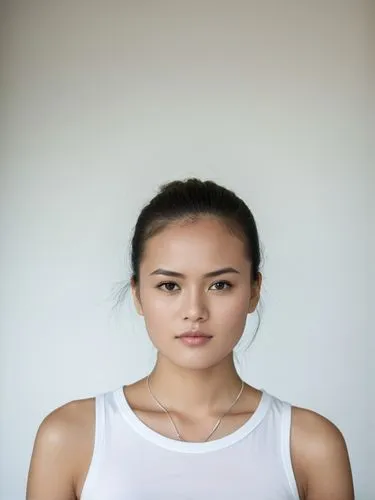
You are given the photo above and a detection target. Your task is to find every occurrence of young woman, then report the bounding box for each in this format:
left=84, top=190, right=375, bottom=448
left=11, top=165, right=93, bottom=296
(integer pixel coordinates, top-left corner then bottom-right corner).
left=27, top=178, right=354, bottom=499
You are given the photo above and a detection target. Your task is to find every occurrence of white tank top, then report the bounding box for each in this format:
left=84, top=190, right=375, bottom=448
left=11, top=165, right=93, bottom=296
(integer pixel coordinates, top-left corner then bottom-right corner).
left=80, top=387, right=300, bottom=500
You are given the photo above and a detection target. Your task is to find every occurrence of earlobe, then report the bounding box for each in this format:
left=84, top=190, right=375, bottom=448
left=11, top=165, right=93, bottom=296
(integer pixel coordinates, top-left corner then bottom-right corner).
left=248, top=291, right=256, bottom=313
left=134, top=298, right=144, bottom=316
left=248, top=273, right=262, bottom=313
left=248, top=299, right=257, bottom=314
left=131, top=279, right=144, bottom=316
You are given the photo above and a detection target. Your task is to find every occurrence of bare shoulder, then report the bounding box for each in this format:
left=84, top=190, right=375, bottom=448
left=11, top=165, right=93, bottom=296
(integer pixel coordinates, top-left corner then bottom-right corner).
left=42, top=397, right=94, bottom=434
left=27, top=397, right=95, bottom=500
left=34, top=397, right=95, bottom=458
left=290, top=406, right=354, bottom=500
left=292, top=406, right=347, bottom=455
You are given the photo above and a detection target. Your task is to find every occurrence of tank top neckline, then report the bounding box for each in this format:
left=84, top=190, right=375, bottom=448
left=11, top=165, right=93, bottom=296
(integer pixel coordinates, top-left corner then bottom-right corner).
left=113, top=386, right=273, bottom=454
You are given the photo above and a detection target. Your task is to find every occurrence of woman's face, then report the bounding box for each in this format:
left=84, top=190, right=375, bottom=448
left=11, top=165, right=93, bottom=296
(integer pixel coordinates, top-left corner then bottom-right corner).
left=132, top=216, right=261, bottom=370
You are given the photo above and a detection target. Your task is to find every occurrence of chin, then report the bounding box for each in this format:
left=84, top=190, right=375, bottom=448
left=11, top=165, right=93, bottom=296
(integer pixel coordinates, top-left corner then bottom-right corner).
left=160, top=349, right=234, bottom=371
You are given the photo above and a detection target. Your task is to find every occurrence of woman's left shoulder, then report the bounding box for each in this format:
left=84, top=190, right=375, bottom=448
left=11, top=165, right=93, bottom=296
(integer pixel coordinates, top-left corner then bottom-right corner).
left=291, top=405, right=345, bottom=446
left=289, top=405, right=354, bottom=500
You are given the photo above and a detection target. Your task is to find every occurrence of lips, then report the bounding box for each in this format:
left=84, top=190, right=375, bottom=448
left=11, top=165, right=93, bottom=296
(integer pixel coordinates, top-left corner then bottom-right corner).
left=177, top=331, right=213, bottom=339
left=176, top=331, right=213, bottom=347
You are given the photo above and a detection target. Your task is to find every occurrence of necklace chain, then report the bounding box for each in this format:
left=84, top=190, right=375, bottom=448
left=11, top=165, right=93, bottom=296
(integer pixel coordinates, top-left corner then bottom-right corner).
left=146, top=375, right=245, bottom=442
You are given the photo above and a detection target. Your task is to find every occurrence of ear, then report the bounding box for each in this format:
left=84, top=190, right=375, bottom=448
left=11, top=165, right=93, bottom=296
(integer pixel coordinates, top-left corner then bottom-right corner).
left=131, top=277, right=144, bottom=316
left=248, top=272, right=262, bottom=314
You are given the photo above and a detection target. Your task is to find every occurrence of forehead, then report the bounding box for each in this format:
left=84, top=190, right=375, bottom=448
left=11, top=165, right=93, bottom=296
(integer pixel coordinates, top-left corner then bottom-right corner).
left=141, top=217, right=249, bottom=271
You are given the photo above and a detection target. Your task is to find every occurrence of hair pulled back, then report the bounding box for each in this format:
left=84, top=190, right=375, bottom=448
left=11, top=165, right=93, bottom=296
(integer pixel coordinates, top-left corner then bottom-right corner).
left=130, top=178, right=262, bottom=285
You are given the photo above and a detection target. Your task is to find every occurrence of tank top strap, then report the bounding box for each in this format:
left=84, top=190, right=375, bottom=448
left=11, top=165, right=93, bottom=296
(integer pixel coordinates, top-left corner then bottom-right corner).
left=80, top=393, right=106, bottom=499
left=279, top=401, right=300, bottom=499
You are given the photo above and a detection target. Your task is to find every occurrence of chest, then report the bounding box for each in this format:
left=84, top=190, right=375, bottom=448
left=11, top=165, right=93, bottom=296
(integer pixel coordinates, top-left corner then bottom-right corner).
left=80, top=444, right=297, bottom=500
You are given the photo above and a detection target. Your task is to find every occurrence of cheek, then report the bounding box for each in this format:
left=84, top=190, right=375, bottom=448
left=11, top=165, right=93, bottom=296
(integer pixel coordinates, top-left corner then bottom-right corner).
left=210, top=293, right=250, bottom=335
left=141, top=292, right=172, bottom=318
left=212, top=290, right=249, bottom=316
left=139, top=291, right=173, bottom=339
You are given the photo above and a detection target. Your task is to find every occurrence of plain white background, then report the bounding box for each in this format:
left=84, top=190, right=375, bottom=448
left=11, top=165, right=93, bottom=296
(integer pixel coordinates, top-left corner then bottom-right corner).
left=0, top=1, right=373, bottom=498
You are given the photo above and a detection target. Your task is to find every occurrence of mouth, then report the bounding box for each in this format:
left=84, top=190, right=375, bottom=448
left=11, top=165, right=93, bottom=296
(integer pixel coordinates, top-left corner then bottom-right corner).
left=176, top=331, right=213, bottom=347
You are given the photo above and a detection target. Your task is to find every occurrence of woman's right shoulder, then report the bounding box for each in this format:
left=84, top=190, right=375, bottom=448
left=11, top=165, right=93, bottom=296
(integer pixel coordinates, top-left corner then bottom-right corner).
left=37, top=396, right=96, bottom=450
left=27, top=397, right=96, bottom=500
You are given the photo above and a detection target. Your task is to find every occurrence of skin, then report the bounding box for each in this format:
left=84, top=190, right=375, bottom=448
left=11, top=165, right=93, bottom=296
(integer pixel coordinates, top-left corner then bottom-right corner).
left=26, top=216, right=354, bottom=500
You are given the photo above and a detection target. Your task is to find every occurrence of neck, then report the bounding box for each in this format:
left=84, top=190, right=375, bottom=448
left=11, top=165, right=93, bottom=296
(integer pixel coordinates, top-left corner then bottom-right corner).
left=148, top=352, right=243, bottom=417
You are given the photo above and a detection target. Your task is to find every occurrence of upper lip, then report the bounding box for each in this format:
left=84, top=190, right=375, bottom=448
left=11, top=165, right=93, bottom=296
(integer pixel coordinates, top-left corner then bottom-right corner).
left=177, top=331, right=213, bottom=338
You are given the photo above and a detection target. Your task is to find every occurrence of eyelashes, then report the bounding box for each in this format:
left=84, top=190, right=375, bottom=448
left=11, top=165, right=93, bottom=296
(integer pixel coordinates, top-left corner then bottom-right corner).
left=156, top=281, right=233, bottom=293
left=209, top=281, right=233, bottom=291
left=157, top=282, right=179, bottom=292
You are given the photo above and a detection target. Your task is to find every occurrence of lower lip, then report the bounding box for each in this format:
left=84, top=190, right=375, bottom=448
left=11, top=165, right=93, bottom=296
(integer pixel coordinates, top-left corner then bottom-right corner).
left=178, top=336, right=213, bottom=346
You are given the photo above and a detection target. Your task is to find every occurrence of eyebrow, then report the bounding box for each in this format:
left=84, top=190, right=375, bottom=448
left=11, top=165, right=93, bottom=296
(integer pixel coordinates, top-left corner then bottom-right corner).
left=149, top=267, right=240, bottom=279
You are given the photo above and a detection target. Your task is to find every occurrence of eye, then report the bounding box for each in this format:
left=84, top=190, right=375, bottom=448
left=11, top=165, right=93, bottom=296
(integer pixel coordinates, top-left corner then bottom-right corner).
left=157, top=281, right=180, bottom=292
left=209, top=280, right=232, bottom=291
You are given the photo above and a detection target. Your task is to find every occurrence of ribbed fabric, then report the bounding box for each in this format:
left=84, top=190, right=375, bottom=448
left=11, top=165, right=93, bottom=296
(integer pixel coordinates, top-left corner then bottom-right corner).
left=80, top=387, right=300, bottom=500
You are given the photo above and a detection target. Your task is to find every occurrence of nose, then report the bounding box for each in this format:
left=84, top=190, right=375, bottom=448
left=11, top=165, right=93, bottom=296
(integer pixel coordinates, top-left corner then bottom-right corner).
left=182, top=288, right=208, bottom=322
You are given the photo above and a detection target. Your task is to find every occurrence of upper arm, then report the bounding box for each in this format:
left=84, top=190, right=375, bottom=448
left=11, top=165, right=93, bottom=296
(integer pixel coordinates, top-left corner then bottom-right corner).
left=291, top=407, right=354, bottom=500
left=26, top=402, right=85, bottom=500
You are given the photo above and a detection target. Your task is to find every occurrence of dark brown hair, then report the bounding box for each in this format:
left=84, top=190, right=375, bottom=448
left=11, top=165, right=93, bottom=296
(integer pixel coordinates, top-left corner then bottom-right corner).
left=130, top=178, right=261, bottom=285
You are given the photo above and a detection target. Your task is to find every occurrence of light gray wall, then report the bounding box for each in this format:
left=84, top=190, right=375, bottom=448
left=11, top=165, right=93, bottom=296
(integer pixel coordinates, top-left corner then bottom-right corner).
left=0, top=1, right=372, bottom=498
left=367, top=1, right=374, bottom=495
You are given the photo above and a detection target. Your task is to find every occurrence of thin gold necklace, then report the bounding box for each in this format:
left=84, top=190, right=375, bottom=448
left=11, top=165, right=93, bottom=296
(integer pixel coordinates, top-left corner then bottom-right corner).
left=146, top=374, right=245, bottom=442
